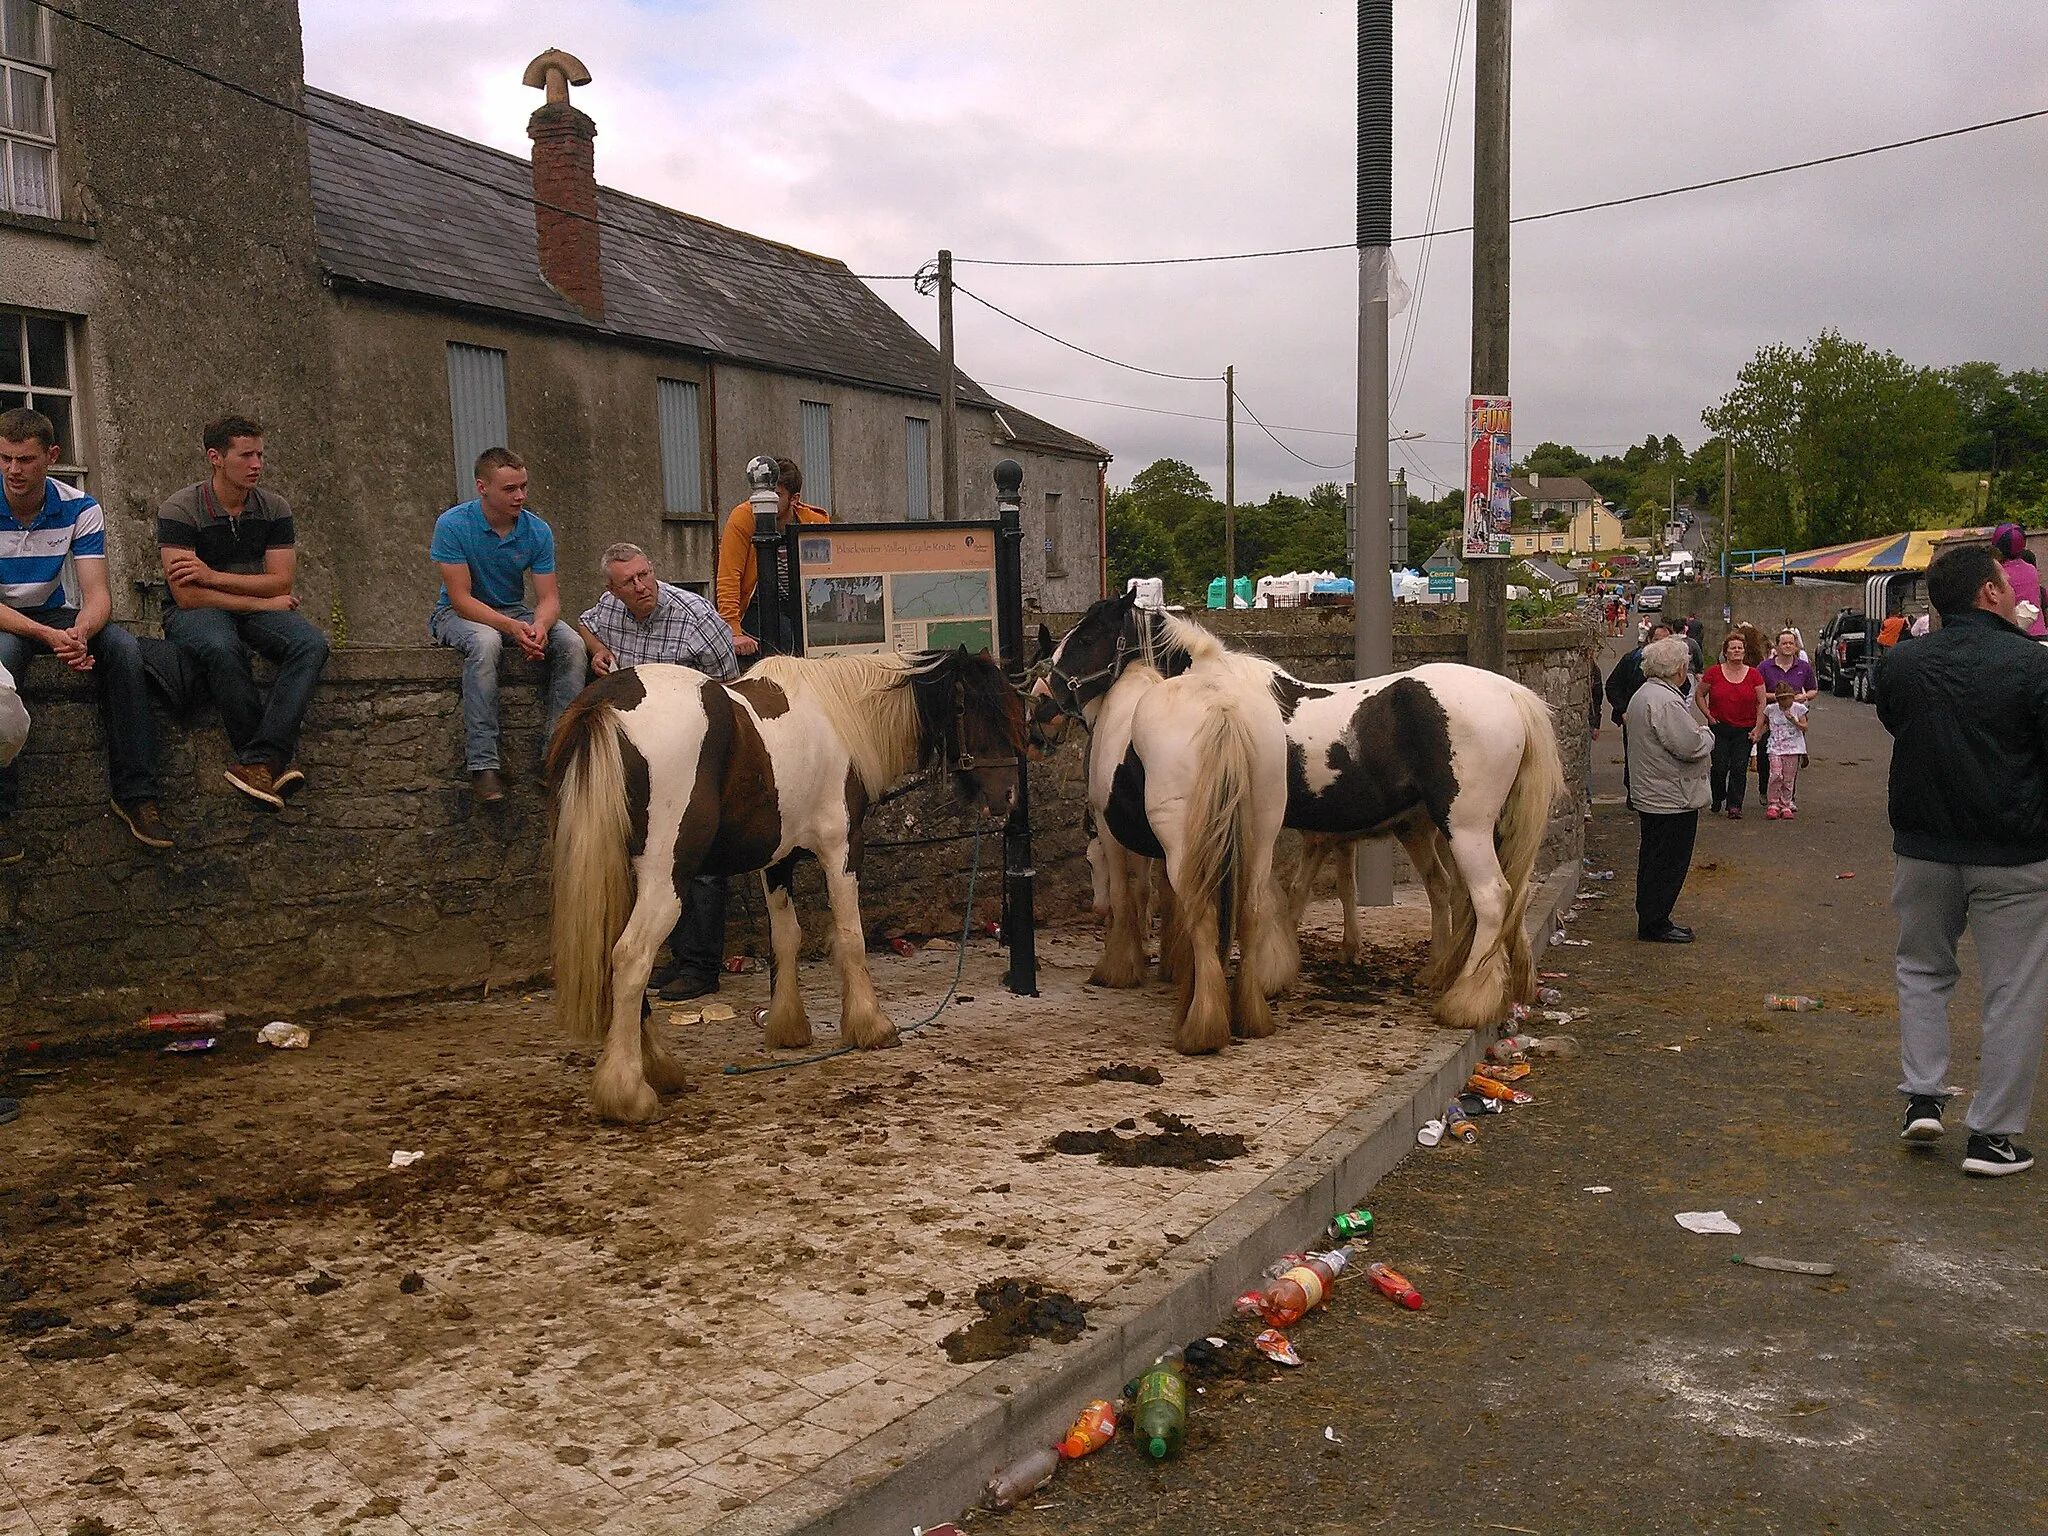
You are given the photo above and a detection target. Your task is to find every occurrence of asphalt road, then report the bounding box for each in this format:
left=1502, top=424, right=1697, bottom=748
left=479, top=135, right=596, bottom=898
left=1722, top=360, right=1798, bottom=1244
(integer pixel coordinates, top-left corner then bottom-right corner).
left=1000, top=644, right=2048, bottom=1535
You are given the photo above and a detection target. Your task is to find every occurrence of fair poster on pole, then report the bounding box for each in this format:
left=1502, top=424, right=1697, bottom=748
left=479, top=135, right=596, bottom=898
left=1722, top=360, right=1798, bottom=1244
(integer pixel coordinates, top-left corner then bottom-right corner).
left=1463, top=395, right=1512, bottom=558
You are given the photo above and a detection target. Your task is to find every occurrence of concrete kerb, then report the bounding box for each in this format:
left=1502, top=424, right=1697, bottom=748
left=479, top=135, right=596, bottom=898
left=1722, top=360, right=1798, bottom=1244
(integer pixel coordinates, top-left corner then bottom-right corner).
left=703, top=858, right=1584, bottom=1536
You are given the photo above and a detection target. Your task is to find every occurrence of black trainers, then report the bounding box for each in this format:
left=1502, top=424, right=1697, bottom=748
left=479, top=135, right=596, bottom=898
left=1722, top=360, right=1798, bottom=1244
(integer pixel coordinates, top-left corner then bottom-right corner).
left=1962, top=1133, right=2034, bottom=1177
left=1900, top=1095, right=1945, bottom=1142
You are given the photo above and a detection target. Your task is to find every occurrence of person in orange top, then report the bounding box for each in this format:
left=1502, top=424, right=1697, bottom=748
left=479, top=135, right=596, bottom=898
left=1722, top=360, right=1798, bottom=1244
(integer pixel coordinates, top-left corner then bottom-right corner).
left=715, top=456, right=828, bottom=656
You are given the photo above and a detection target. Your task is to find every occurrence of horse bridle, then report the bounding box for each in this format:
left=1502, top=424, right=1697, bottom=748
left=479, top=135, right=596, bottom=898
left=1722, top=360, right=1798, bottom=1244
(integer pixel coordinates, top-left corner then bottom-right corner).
left=939, top=667, right=1023, bottom=775
left=1041, top=629, right=1134, bottom=732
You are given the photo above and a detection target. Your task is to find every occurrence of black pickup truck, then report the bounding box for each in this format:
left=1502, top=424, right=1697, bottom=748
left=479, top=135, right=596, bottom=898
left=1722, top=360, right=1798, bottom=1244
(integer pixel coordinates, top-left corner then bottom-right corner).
left=1815, top=607, right=1866, bottom=697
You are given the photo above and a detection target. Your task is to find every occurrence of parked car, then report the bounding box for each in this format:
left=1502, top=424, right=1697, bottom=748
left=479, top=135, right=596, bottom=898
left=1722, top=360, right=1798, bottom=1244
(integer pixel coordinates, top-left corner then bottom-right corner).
left=1815, top=607, right=1866, bottom=697
left=1637, top=584, right=1667, bottom=613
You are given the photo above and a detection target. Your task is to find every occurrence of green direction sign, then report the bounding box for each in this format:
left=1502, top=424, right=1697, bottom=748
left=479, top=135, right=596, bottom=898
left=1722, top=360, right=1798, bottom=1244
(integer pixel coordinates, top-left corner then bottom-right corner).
left=1428, top=572, right=1455, bottom=596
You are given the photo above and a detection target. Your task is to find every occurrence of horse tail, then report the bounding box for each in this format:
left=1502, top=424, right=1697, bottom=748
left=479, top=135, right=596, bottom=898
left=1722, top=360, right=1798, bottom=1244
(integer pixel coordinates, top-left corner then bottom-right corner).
left=1494, top=679, right=1568, bottom=1002
left=1176, top=697, right=1260, bottom=958
left=549, top=696, right=635, bottom=1045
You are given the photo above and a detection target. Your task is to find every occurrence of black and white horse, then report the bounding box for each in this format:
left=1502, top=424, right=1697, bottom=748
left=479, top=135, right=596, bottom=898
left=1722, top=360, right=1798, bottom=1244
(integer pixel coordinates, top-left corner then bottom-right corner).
left=548, top=650, right=1027, bottom=1122
left=1041, top=592, right=1564, bottom=1031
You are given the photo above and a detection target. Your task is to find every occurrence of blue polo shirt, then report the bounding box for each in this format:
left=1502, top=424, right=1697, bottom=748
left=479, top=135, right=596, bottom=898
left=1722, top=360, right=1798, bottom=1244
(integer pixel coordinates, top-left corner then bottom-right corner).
left=0, top=478, right=105, bottom=614
left=429, top=500, right=557, bottom=618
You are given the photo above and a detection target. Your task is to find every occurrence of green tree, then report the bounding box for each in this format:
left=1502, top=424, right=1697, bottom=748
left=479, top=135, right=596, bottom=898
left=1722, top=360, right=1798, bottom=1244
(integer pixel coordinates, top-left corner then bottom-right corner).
left=1946, top=362, right=2048, bottom=518
left=1103, top=493, right=1183, bottom=594
left=1703, top=330, right=1963, bottom=549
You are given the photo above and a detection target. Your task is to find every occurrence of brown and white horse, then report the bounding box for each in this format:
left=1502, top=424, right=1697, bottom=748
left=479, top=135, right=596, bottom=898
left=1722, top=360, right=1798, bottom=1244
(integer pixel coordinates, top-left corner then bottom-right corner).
left=548, top=650, right=1026, bottom=1122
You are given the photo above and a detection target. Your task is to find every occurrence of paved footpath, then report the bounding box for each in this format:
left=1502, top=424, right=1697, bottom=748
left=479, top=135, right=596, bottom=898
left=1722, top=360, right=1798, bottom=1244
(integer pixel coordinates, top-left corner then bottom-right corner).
left=1008, top=649, right=2048, bottom=1535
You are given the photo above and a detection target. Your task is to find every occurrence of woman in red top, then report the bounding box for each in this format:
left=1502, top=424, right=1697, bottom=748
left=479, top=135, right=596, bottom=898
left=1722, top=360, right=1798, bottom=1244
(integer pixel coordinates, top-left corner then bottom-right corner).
left=1700, top=632, right=1766, bottom=818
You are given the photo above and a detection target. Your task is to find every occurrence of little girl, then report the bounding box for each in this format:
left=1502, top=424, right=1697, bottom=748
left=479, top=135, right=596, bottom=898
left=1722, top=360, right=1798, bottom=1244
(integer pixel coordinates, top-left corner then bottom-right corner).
left=1764, top=686, right=1809, bottom=819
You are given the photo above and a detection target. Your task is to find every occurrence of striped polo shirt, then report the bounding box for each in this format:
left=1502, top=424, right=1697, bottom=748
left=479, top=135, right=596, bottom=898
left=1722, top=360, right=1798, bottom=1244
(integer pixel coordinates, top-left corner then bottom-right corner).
left=0, top=478, right=104, bottom=614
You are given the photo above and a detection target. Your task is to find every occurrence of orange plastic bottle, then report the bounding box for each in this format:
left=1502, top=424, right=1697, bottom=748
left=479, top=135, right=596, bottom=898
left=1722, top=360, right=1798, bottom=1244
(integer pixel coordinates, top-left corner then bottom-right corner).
left=1058, top=1399, right=1117, bottom=1459
left=1366, top=1261, right=1424, bottom=1310
left=1254, top=1249, right=1350, bottom=1326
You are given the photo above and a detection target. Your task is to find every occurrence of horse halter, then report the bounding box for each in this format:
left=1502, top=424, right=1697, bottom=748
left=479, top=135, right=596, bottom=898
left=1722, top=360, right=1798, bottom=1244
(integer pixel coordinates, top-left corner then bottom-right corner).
left=938, top=668, right=1021, bottom=775
left=1043, top=629, right=1132, bottom=731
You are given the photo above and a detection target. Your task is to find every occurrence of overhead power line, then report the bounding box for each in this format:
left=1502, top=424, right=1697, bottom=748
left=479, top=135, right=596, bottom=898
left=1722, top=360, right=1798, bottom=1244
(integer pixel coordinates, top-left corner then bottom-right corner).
left=952, top=283, right=1218, bottom=382
left=27, top=0, right=916, bottom=284
left=956, top=104, right=2048, bottom=269
left=1392, top=0, right=1472, bottom=415
left=1230, top=387, right=1354, bottom=473
left=986, top=381, right=1362, bottom=438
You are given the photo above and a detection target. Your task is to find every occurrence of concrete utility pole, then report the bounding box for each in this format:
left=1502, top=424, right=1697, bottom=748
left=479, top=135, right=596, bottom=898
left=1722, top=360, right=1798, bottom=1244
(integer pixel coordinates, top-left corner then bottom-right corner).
left=938, top=249, right=960, bottom=521
left=1466, top=0, right=1511, bottom=674
left=1225, top=365, right=1236, bottom=610
left=1720, top=438, right=1734, bottom=616
left=1354, top=0, right=1395, bottom=906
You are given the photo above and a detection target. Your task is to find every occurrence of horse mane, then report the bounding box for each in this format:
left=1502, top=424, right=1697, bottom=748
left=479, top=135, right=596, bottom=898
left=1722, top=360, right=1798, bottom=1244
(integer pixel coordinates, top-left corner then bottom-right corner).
left=1155, top=611, right=1282, bottom=688
left=749, top=652, right=924, bottom=796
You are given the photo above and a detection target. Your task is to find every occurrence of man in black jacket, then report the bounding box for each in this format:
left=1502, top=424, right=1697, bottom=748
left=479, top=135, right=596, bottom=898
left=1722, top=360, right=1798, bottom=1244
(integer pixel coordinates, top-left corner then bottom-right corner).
left=1879, top=542, right=2048, bottom=1176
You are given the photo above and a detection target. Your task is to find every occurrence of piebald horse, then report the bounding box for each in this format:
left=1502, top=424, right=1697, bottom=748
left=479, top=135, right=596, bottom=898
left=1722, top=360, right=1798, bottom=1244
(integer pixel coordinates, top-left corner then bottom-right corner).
left=1042, top=592, right=1564, bottom=1031
left=548, top=650, right=1026, bottom=1122
left=1041, top=606, right=1297, bottom=1052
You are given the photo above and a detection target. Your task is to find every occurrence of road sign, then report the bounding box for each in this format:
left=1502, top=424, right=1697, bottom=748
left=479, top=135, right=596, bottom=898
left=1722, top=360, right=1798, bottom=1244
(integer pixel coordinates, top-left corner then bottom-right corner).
left=1428, top=571, right=1455, bottom=596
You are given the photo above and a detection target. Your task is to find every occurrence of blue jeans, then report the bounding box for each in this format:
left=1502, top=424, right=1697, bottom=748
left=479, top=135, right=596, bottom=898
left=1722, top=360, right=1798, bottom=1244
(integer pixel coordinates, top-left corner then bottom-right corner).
left=163, top=606, right=330, bottom=769
left=0, top=611, right=159, bottom=814
left=430, top=605, right=586, bottom=771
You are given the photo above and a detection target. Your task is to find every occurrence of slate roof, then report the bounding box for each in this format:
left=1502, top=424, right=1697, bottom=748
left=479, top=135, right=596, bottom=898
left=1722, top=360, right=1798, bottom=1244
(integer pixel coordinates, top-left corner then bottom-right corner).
left=302, top=89, right=1103, bottom=460
left=1509, top=474, right=1599, bottom=504
left=993, top=401, right=1109, bottom=461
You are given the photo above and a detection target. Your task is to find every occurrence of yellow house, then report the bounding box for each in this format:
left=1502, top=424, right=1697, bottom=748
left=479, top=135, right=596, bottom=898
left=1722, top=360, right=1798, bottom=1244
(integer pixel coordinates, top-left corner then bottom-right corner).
left=1504, top=474, right=1648, bottom=556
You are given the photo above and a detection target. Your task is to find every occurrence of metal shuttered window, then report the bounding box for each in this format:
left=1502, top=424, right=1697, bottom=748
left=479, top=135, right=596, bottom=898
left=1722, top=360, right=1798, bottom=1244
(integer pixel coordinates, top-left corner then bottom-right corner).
left=904, top=417, right=931, bottom=520
left=657, top=378, right=704, bottom=517
left=800, top=400, right=831, bottom=510
left=446, top=343, right=508, bottom=503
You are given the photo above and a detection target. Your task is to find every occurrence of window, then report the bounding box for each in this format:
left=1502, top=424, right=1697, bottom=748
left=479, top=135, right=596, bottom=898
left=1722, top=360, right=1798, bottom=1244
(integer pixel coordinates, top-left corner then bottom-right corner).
left=0, top=0, right=56, bottom=219
left=904, top=416, right=930, bottom=520
left=446, top=342, right=507, bottom=502
left=1043, top=491, right=1065, bottom=576
left=657, top=378, right=704, bottom=517
left=0, top=307, right=80, bottom=474
left=799, top=400, right=831, bottom=510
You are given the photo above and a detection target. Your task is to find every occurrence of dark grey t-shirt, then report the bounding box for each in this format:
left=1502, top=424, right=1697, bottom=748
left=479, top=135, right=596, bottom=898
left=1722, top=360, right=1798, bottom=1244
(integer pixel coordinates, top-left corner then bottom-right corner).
left=156, top=482, right=296, bottom=606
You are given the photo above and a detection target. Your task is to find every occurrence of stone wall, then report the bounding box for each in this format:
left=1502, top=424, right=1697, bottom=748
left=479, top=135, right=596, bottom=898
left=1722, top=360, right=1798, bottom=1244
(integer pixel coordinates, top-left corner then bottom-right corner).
left=1659, top=578, right=1871, bottom=666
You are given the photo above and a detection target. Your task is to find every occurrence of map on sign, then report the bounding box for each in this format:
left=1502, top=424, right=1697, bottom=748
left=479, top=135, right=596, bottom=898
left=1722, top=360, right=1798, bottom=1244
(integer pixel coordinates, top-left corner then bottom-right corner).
left=798, top=523, right=1000, bottom=658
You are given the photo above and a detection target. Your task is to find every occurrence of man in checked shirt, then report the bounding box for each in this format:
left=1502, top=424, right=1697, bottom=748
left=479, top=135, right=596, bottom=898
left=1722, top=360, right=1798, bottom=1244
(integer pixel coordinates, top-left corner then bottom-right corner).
left=575, top=541, right=740, bottom=1000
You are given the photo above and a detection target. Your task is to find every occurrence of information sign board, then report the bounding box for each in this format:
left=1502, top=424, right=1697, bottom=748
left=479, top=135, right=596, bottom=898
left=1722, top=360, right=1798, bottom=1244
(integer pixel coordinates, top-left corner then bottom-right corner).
left=796, top=521, right=999, bottom=658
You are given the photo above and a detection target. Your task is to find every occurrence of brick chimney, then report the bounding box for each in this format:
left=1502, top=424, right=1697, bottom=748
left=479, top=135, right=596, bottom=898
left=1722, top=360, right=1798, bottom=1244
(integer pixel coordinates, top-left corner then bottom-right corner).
left=523, top=48, right=603, bottom=321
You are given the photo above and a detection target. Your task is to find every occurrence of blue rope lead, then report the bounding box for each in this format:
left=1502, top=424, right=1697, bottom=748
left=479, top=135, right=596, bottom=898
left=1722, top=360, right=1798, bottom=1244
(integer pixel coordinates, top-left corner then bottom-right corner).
left=720, top=831, right=984, bottom=1076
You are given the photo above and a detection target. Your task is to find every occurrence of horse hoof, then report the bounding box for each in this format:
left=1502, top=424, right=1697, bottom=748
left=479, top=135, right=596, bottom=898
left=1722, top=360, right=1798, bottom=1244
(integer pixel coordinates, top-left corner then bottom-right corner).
left=593, top=1082, right=663, bottom=1124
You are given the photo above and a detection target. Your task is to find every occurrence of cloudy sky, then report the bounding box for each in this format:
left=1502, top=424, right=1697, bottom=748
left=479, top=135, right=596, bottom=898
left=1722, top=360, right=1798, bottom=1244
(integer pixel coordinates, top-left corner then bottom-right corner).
left=300, top=1, right=2048, bottom=501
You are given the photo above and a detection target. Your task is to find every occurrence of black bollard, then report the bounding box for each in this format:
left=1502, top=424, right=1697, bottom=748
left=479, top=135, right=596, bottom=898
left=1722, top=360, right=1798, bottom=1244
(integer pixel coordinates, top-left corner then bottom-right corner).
left=992, top=459, right=1038, bottom=996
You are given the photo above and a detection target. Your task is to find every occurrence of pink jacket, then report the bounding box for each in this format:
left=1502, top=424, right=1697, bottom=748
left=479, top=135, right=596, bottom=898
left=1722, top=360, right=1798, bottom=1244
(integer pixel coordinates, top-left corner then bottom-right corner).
left=2003, top=556, right=2046, bottom=637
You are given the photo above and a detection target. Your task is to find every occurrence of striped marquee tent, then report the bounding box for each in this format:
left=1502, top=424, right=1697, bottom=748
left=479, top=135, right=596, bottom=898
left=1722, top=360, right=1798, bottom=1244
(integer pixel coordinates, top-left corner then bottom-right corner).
left=1738, top=526, right=1994, bottom=577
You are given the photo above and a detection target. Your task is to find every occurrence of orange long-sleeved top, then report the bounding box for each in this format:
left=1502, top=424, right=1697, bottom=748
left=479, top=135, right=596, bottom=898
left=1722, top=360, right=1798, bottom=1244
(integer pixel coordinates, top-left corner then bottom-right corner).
left=715, top=499, right=828, bottom=634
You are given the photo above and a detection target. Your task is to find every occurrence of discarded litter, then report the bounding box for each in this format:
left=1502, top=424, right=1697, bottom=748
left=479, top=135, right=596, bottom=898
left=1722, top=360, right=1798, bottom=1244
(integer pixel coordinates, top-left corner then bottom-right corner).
left=1240, top=1247, right=1350, bottom=1327
left=1253, top=1328, right=1301, bottom=1366
left=1836, top=871, right=1855, bottom=880
left=1456, top=1091, right=1504, bottom=1116
left=1538, top=971, right=1569, bottom=980
left=1765, top=994, right=1823, bottom=1012
left=1556, top=937, right=1592, bottom=947
left=256, top=1021, right=309, bottom=1050
left=1675, top=1210, right=1741, bottom=1235
left=924, top=936, right=959, bottom=952
left=1658, top=1044, right=1683, bottom=1053
left=1443, top=1103, right=1477, bottom=1143
left=888, top=937, right=917, bottom=957
left=699, top=1003, right=735, bottom=1022
left=141, top=1010, right=226, bottom=1032
left=722, top=955, right=757, bottom=974
left=1583, top=1185, right=1613, bottom=1194
left=1057, top=1399, right=1117, bottom=1459
left=1526, top=1034, right=1581, bottom=1059
left=1475, top=1061, right=1531, bottom=1084
left=1416, top=1118, right=1445, bottom=1148
left=1328, top=1208, right=1375, bottom=1241
left=162, top=1038, right=215, bottom=1054
left=984, top=1445, right=1059, bottom=1509
left=1132, top=1348, right=1188, bottom=1459
left=1585, top=869, right=1615, bottom=881
left=1732, top=1254, right=1838, bottom=1277
left=1323, top=1425, right=1344, bottom=1444
left=1488, top=1034, right=1533, bottom=1063
left=1536, top=986, right=1564, bottom=1006
left=1366, top=1261, right=1424, bottom=1310
left=389, top=1150, right=425, bottom=1169
left=1465, top=1074, right=1533, bottom=1105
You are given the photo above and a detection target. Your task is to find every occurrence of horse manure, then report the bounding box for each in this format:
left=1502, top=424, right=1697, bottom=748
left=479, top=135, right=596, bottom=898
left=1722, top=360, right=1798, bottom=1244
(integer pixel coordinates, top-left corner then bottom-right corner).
left=300, top=1273, right=343, bottom=1296
left=1095, top=1062, right=1164, bottom=1086
left=26, top=1324, right=129, bottom=1361
left=940, top=1277, right=1089, bottom=1363
left=134, top=1277, right=205, bottom=1308
left=0, top=1271, right=27, bottom=1303
left=1114, top=1117, right=1138, bottom=1131
left=1050, top=1113, right=1249, bottom=1170
left=6, top=1307, right=69, bottom=1335
left=398, top=1272, right=425, bottom=1295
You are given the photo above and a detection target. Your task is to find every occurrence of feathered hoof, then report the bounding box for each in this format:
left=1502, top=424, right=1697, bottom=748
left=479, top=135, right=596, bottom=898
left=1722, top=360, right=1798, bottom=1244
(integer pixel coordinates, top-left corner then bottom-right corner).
left=1434, top=968, right=1509, bottom=1033
left=843, top=1005, right=901, bottom=1050
left=1230, top=981, right=1276, bottom=1039
left=1089, top=952, right=1149, bottom=989
left=1174, top=997, right=1232, bottom=1054
left=642, top=1047, right=691, bottom=1096
left=765, top=1001, right=812, bottom=1050
left=591, top=1072, right=663, bottom=1125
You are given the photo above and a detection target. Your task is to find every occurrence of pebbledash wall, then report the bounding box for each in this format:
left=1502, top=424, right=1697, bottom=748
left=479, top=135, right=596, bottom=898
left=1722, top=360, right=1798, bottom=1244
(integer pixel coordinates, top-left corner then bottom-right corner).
left=0, top=613, right=1592, bottom=1039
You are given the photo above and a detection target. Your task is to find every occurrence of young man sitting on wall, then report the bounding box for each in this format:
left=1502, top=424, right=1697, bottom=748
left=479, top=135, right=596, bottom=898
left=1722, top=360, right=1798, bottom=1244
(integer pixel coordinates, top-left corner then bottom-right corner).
left=0, top=407, right=167, bottom=855
left=429, top=447, right=586, bottom=804
left=715, top=456, right=827, bottom=657
left=157, top=414, right=331, bottom=810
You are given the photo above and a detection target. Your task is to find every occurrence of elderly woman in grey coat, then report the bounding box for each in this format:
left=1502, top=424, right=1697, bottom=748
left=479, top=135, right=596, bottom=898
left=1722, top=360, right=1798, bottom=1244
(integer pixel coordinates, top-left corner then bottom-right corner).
left=1625, top=635, right=1713, bottom=942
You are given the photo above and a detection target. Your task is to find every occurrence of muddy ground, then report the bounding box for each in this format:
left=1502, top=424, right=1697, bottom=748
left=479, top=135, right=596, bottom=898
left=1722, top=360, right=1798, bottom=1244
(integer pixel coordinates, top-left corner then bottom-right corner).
left=0, top=905, right=1447, bottom=1535
left=1003, top=643, right=2048, bottom=1534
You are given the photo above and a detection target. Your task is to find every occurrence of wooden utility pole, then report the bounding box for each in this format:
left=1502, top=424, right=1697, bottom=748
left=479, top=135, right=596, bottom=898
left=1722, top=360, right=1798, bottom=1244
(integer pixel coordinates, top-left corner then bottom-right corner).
left=1224, top=365, right=1236, bottom=609
left=1465, top=0, right=1510, bottom=674
left=1354, top=0, right=1395, bottom=905
left=938, top=249, right=960, bottom=520
left=1720, top=437, right=1734, bottom=623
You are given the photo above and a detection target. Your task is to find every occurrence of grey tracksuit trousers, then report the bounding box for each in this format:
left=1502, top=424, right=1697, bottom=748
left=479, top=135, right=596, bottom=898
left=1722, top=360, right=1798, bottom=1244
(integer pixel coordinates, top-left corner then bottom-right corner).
left=1893, top=854, right=2048, bottom=1135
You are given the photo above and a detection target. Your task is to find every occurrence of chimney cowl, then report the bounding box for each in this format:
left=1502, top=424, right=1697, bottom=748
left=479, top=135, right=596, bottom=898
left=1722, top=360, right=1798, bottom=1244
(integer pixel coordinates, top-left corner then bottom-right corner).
left=525, top=51, right=604, bottom=321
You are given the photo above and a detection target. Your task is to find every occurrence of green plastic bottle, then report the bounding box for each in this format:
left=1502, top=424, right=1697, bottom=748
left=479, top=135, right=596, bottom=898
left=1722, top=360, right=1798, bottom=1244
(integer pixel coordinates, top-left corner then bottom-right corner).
left=1132, top=1348, right=1188, bottom=1459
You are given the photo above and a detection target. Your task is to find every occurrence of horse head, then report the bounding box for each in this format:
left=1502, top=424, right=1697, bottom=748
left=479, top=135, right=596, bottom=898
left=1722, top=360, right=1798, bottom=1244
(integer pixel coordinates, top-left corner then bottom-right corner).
left=909, top=648, right=1028, bottom=817
left=1035, top=589, right=1144, bottom=739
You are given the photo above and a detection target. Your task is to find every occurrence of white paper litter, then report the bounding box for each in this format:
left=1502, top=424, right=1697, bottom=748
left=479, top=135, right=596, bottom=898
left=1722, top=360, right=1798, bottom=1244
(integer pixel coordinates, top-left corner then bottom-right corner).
left=256, top=1020, right=310, bottom=1049
left=1583, top=1185, right=1613, bottom=1194
left=1557, top=938, right=1592, bottom=947
left=1675, top=1210, right=1741, bottom=1235
left=1323, top=1426, right=1343, bottom=1444
left=389, top=1150, right=425, bottom=1169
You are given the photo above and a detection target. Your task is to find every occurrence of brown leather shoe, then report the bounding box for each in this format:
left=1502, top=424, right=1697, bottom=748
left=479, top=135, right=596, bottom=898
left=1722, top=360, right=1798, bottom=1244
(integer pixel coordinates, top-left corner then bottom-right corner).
left=471, top=768, right=507, bottom=804
left=272, top=764, right=306, bottom=797
left=224, top=761, right=284, bottom=809
left=112, top=798, right=175, bottom=849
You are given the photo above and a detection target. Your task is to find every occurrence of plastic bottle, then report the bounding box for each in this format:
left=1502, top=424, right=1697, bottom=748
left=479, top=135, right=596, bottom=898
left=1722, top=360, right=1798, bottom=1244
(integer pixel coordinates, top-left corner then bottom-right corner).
left=1329, top=1208, right=1375, bottom=1242
left=1488, top=1033, right=1536, bottom=1063
left=1058, top=1400, right=1117, bottom=1459
left=1252, top=1248, right=1351, bottom=1326
left=1765, top=994, right=1823, bottom=1012
left=1366, top=1261, right=1425, bottom=1310
left=1131, top=1349, right=1188, bottom=1459
left=984, top=1445, right=1060, bottom=1509
left=1443, top=1102, right=1477, bottom=1143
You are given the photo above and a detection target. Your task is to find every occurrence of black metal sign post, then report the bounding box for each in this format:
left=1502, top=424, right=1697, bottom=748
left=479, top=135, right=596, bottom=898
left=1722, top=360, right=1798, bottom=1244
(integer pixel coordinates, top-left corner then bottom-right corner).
left=745, top=454, right=784, bottom=657
left=991, top=459, right=1038, bottom=996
